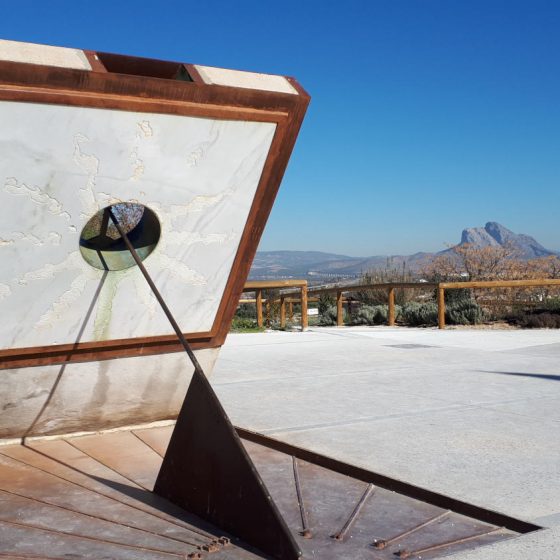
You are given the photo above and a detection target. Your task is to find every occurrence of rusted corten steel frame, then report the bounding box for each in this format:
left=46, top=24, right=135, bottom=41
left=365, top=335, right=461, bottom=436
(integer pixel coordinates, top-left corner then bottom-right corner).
left=0, top=49, right=310, bottom=370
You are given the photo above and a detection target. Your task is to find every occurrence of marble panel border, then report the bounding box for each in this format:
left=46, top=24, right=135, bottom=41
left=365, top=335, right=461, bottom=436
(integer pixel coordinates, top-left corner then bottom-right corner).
left=0, top=54, right=310, bottom=369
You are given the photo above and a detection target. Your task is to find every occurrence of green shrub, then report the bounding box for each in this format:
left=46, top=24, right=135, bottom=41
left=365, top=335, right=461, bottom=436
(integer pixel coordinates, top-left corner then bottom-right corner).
left=353, top=304, right=400, bottom=325
left=508, top=307, right=560, bottom=329
left=230, top=317, right=261, bottom=331
left=445, top=301, right=485, bottom=325
left=235, top=303, right=256, bottom=319
left=401, top=302, right=438, bottom=326
left=318, top=294, right=335, bottom=316
left=354, top=305, right=379, bottom=325
left=445, top=287, right=474, bottom=306
left=319, top=304, right=341, bottom=326
left=401, top=299, right=484, bottom=327
left=543, top=297, right=560, bottom=312
left=517, top=313, right=560, bottom=328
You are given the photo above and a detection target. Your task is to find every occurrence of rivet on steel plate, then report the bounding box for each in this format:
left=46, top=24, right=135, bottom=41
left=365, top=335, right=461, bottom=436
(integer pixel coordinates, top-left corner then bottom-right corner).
left=201, top=542, right=220, bottom=552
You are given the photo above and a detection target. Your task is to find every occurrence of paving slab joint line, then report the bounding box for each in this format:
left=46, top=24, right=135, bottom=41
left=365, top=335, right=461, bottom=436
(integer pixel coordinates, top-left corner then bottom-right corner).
left=63, top=438, right=151, bottom=492
left=130, top=429, right=165, bottom=458
left=0, top=419, right=177, bottom=447
left=260, top=403, right=476, bottom=435
left=0, top=446, right=215, bottom=542
left=0, top=487, right=203, bottom=550
left=0, top=518, right=187, bottom=557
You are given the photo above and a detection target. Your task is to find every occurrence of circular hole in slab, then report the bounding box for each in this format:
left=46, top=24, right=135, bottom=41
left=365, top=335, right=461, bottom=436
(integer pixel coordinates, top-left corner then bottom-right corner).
left=79, top=202, right=161, bottom=271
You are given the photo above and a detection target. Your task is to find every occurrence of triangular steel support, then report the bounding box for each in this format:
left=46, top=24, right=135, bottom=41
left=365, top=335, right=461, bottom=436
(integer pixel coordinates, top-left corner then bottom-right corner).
left=108, top=208, right=301, bottom=560
left=154, top=366, right=301, bottom=559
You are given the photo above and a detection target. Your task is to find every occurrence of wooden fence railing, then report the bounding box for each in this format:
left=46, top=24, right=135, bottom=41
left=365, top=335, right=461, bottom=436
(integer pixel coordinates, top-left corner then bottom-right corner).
left=242, top=280, right=308, bottom=330
left=436, top=279, right=560, bottom=328
left=241, top=278, right=560, bottom=330
left=305, top=282, right=438, bottom=328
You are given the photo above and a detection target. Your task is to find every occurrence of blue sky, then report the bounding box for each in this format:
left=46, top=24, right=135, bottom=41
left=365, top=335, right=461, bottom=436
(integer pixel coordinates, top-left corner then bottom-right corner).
left=2, top=1, right=559, bottom=256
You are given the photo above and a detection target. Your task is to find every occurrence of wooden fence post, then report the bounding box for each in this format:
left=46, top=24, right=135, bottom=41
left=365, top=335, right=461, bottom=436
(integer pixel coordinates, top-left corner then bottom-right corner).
left=336, top=290, right=343, bottom=327
left=265, top=298, right=270, bottom=328
left=388, top=287, right=396, bottom=326
left=241, top=279, right=560, bottom=334
left=301, top=285, right=308, bottom=331
left=280, top=296, right=286, bottom=328
left=256, top=289, right=263, bottom=328
left=437, top=286, right=445, bottom=329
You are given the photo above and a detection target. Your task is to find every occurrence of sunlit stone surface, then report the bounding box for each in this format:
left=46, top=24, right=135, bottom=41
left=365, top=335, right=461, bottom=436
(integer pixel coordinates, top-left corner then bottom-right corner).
left=0, top=101, right=276, bottom=349
left=0, top=39, right=91, bottom=70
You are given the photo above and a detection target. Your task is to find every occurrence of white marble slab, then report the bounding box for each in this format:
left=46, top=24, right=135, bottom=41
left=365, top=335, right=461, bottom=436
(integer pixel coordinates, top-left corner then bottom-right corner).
left=0, top=100, right=276, bottom=349
left=0, top=39, right=91, bottom=70
left=195, top=65, right=298, bottom=95
left=0, top=348, right=219, bottom=438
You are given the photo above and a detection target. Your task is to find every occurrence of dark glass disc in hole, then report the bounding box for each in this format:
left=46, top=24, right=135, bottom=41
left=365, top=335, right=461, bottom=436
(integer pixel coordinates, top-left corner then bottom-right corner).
left=79, top=203, right=161, bottom=271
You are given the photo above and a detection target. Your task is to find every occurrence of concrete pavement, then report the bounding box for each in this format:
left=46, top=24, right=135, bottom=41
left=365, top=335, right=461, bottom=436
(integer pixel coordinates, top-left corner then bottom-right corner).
left=212, top=326, right=560, bottom=559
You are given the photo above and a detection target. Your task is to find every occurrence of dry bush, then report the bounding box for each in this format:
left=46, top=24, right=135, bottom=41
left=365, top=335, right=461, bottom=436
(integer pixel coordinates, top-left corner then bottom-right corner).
left=420, top=242, right=519, bottom=282
left=421, top=245, right=560, bottom=321
left=419, top=253, right=458, bottom=282
left=354, top=266, right=416, bottom=306
left=262, top=289, right=281, bottom=328
left=453, top=242, right=519, bottom=280
left=82, top=202, right=144, bottom=240
left=511, top=311, right=560, bottom=329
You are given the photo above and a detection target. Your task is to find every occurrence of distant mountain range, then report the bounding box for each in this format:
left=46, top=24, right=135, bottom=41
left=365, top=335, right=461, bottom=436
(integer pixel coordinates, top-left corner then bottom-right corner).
left=458, top=222, right=554, bottom=259
left=250, top=222, right=558, bottom=279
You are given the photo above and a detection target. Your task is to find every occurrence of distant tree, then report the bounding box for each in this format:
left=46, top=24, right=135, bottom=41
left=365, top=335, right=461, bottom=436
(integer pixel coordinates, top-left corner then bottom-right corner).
left=531, top=255, right=560, bottom=279
left=419, top=253, right=458, bottom=282
left=422, top=244, right=560, bottom=317
left=262, top=288, right=281, bottom=328
left=452, top=242, right=519, bottom=280
left=81, top=202, right=144, bottom=240
left=421, top=242, right=519, bottom=282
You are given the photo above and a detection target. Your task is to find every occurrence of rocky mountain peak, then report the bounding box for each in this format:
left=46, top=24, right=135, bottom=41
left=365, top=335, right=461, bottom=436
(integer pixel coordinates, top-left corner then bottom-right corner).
left=459, top=222, right=553, bottom=259
left=484, top=222, right=515, bottom=245
left=251, top=223, right=557, bottom=279
left=460, top=227, right=498, bottom=247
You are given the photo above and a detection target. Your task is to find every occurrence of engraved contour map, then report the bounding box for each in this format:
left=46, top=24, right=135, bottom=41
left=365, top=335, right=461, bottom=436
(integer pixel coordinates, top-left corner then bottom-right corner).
left=0, top=101, right=276, bottom=349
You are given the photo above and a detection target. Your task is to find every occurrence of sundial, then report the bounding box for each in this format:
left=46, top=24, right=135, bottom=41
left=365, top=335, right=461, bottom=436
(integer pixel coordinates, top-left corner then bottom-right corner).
left=0, top=40, right=536, bottom=560
left=0, top=38, right=310, bottom=559
left=0, top=39, right=309, bottom=439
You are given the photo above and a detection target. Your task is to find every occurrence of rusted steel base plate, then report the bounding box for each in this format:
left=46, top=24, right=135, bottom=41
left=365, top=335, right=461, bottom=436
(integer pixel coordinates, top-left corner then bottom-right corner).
left=0, top=426, right=538, bottom=560
left=241, top=439, right=529, bottom=559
